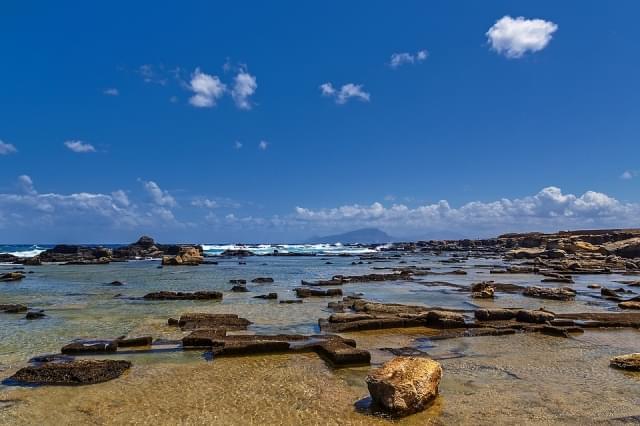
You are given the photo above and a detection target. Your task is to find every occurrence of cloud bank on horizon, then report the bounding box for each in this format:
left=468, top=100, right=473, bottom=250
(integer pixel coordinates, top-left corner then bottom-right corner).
left=0, top=175, right=637, bottom=242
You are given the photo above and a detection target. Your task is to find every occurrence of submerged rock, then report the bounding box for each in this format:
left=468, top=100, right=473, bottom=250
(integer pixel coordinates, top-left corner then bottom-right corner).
left=0, top=272, right=25, bottom=282
left=143, top=291, right=222, bottom=300
left=366, top=356, right=442, bottom=416
left=230, top=285, right=249, bottom=292
left=610, top=353, right=640, bottom=371
left=25, top=311, right=46, bottom=320
left=0, top=304, right=28, bottom=313
left=173, top=313, right=251, bottom=330
left=251, top=277, right=274, bottom=283
left=115, top=336, right=153, bottom=347
left=253, top=293, right=278, bottom=300
left=295, top=288, right=343, bottom=298
left=9, top=360, right=131, bottom=386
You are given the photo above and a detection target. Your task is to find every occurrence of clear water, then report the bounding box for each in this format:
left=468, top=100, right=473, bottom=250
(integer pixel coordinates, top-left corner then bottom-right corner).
left=1, top=253, right=639, bottom=424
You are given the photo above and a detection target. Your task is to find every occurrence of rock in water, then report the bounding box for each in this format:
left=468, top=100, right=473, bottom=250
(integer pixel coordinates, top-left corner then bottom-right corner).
left=9, top=360, right=131, bottom=385
left=366, top=356, right=442, bottom=416
left=610, top=353, right=640, bottom=371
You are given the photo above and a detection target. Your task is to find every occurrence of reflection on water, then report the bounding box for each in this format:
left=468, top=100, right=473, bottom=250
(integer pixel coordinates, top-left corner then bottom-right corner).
left=1, top=254, right=640, bottom=424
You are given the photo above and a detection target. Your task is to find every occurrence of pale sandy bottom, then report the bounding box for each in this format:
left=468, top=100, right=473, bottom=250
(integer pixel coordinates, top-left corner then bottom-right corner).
left=2, top=329, right=640, bottom=425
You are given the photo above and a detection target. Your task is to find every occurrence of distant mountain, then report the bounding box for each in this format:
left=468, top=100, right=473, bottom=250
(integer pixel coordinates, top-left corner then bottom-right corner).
left=306, top=228, right=394, bottom=244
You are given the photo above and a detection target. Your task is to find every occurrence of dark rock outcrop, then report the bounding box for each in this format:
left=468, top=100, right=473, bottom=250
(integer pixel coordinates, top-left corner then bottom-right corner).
left=143, top=291, right=222, bottom=300
left=9, top=360, right=131, bottom=386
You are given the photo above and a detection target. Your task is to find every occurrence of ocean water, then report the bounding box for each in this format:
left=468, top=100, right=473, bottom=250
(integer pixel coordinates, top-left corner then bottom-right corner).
left=1, top=251, right=639, bottom=424
left=0, top=243, right=379, bottom=259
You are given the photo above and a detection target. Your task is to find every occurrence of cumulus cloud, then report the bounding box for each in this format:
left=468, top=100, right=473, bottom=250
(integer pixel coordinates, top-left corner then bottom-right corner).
left=0, top=140, right=17, bottom=155
left=188, top=68, right=226, bottom=107
left=620, top=171, right=637, bottom=180
left=486, top=16, right=558, bottom=58
left=231, top=70, right=257, bottom=110
left=234, top=141, right=243, bottom=149
left=258, top=140, right=268, bottom=150
left=103, top=88, right=119, bottom=96
left=290, top=187, right=640, bottom=236
left=141, top=180, right=176, bottom=207
left=64, top=140, right=96, bottom=153
left=320, top=82, right=370, bottom=104
left=389, top=49, right=428, bottom=68
left=191, top=198, right=218, bottom=209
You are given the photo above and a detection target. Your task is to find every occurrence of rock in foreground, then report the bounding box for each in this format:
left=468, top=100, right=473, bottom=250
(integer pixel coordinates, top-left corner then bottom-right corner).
left=610, top=353, right=640, bottom=371
left=9, top=360, right=131, bottom=386
left=366, top=356, right=442, bottom=416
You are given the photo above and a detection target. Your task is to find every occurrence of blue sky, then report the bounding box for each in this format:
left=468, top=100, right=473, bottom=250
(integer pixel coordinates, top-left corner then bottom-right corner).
left=1, top=1, right=639, bottom=243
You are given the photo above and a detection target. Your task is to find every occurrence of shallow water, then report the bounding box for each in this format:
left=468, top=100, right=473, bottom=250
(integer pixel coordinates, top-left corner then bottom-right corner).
left=1, top=253, right=639, bottom=424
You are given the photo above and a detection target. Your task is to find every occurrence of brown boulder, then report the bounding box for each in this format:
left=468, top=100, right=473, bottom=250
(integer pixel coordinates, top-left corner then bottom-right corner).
left=366, top=357, right=442, bottom=416
left=610, top=353, right=640, bottom=371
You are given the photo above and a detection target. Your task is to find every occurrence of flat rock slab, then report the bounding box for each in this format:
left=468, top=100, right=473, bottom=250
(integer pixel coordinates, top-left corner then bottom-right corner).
left=174, top=313, right=252, bottom=331
left=115, top=336, right=153, bottom=348
left=0, top=272, right=25, bottom=282
left=251, top=277, right=274, bottom=283
left=295, top=288, right=343, bottom=298
left=9, top=360, right=131, bottom=386
left=182, top=329, right=227, bottom=348
left=610, top=353, right=640, bottom=371
left=143, top=291, right=222, bottom=300
left=523, top=286, right=576, bottom=301
left=61, top=341, right=117, bottom=354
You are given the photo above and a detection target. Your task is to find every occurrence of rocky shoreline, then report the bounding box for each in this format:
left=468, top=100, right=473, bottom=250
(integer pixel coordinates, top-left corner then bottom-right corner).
left=2, top=228, right=640, bottom=419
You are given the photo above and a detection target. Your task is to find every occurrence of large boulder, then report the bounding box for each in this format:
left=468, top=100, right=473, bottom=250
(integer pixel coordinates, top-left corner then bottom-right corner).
left=9, top=360, right=131, bottom=385
left=366, top=356, right=442, bottom=416
left=161, top=246, right=204, bottom=266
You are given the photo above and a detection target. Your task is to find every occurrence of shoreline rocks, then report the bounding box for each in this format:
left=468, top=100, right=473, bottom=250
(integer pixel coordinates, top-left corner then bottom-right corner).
left=610, top=353, right=640, bottom=371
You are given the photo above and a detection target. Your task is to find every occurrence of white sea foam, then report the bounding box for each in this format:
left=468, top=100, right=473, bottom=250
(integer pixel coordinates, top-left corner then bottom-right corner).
left=200, top=243, right=378, bottom=256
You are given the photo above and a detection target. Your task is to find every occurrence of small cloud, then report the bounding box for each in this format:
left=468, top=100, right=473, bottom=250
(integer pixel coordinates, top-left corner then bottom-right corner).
left=64, top=140, right=96, bottom=153
left=320, top=82, right=370, bottom=104
left=0, top=140, right=17, bottom=155
left=141, top=180, right=177, bottom=207
left=234, top=141, right=243, bottom=149
left=486, top=16, right=558, bottom=58
left=620, top=170, right=637, bottom=180
left=188, top=68, right=226, bottom=108
left=103, top=88, right=119, bottom=96
left=231, top=70, right=257, bottom=110
left=169, top=96, right=179, bottom=103
left=389, top=49, right=428, bottom=68
left=191, top=198, right=218, bottom=209
left=138, top=64, right=167, bottom=85
left=17, top=175, right=36, bottom=195
left=258, top=140, right=268, bottom=150
left=384, top=194, right=396, bottom=202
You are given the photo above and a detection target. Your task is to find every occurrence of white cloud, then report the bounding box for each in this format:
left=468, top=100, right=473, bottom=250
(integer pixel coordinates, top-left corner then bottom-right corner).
left=103, top=88, right=119, bottom=96
left=188, top=68, right=226, bottom=108
left=64, top=140, right=96, bottom=153
left=111, top=190, right=130, bottom=207
left=231, top=70, right=257, bottom=110
left=191, top=198, right=218, bottom=209
left=259, top=140, right=268, bottom=150
left=141, top=180, right=176, bottom=207
left=138, top=64, right=167, bottom=85
left=389, top=49, right=428, bottom=68
left=487, top=16, right=558, bottom=58
left=290, top=186, right=640, bottom=236
left=0, top=140, right=17, bottom=155
left=17, top=175, right=36, bottom=195
left=620, top=171, right=636, bottom=180
left=234, top=141, right=243, bottom=149
left=320, top=82, right=370, bottom=104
